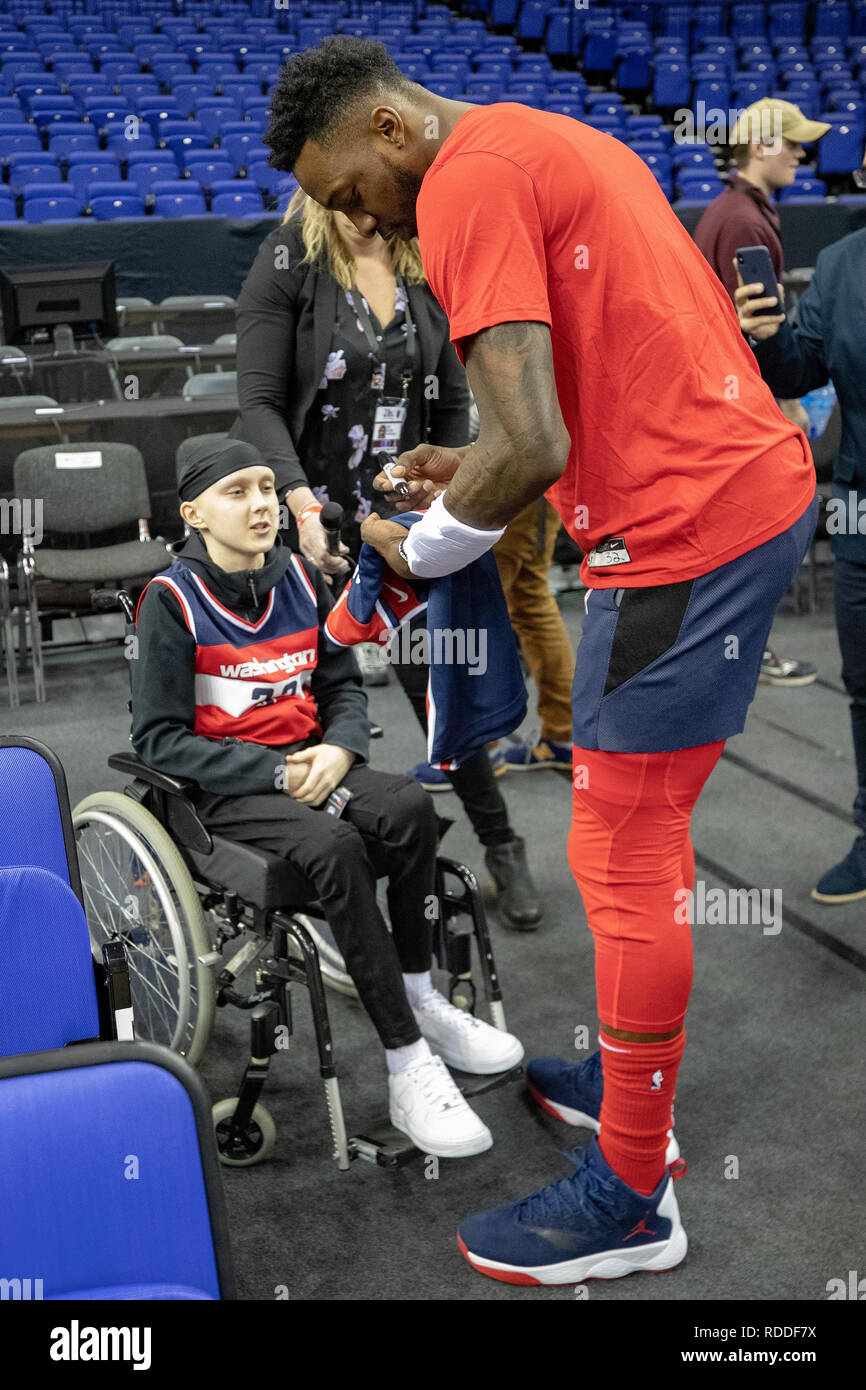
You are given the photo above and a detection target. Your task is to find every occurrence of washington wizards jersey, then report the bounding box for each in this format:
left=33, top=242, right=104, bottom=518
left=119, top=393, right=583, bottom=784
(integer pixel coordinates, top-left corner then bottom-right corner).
left=138, top=555, right=323, bottom=747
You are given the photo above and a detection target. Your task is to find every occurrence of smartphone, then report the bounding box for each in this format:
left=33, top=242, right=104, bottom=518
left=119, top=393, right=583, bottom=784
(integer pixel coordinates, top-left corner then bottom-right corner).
left=735, top=245, right=782, bottom=317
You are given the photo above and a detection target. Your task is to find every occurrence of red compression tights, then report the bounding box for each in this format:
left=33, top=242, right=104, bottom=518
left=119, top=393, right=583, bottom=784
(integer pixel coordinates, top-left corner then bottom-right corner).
left=568, top=741, right=725, bottom=1195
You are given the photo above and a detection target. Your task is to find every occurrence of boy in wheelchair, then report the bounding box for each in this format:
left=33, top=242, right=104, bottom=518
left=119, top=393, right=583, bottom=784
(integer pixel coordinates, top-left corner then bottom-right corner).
left=130, top=437, right=523, bottom=1157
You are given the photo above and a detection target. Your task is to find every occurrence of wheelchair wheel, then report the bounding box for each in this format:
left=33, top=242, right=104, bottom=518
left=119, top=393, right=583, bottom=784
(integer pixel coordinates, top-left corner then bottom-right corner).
left=212, top=1098, right=276, bottom=1166
left=73, top=791, right=216, bottom=1067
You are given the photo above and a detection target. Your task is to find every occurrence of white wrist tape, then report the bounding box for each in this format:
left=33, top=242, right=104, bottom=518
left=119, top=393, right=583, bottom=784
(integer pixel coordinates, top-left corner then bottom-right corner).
left=401, top=493, right=505, bottom=579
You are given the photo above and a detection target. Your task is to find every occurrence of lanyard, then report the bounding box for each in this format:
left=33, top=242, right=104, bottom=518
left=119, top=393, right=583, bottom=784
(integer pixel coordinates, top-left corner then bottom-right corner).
left=348, top=271, right=417, bottom=398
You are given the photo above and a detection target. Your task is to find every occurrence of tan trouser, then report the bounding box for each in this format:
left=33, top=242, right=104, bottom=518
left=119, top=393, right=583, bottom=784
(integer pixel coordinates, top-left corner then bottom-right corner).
left=493, top=498, right=574, bottom=744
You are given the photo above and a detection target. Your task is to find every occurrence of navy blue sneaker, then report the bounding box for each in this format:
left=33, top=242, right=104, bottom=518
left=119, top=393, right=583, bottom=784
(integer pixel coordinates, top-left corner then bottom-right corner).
left=457, top=1135, right=687, bottom=1286
left=526, top=1051, right=680, bottom=1165
left=406, top=761, right=453, bottom=793
left=812, top=836, right=866, bottom=904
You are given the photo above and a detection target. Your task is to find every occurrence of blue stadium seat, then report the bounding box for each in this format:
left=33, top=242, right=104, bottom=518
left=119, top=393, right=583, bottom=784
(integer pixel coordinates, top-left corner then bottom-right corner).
left=153, top=184, right=208, bottom=217
left=7, top=154, right=59, bottom=194
left=48, top=125, right=100, bottom=160
left=67, top=156, right=121, bottom=197
left=247, top=157, right=290, bottom=197
left=172, top=81, right=221, bottom=116
left=105, top=122, right=156, bottom=155
left=211, top=184, right=265, bottom=216
left=90, top=190, right=148, bottom=220
left=22, top=185, right=82, bottom=221
left=654, top=61, right=692, bottom=108
left=126, top=153, right=180, bottom=194
left=220, top=129, right=265, bottom=171
left=0, top=126, right=41, bottom=163
left=30, top=96, right=79, bottom=130
left=0, top=1041, right=235, bottom=1299
left=778, top=177, right=828, bottom=198
left=818, top=121, right=864, bottom=172
left=183, top=154, right=235, bottom=188
left=674, top=181, right=724, bottom=203
left=158, top=121, right=210, bottom=160
left=195, top=103, right=242, bottom=143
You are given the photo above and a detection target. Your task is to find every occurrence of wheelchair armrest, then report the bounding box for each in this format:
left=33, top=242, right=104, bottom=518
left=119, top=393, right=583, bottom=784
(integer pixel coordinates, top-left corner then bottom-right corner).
left=108, top=750, right=200, bottom=797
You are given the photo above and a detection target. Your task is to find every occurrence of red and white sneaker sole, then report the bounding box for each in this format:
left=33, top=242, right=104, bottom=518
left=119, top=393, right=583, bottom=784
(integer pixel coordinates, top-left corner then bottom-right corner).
left=526, top=1080, right=684, bottom=1171
left=457, top=1226, right=688, bottom=1286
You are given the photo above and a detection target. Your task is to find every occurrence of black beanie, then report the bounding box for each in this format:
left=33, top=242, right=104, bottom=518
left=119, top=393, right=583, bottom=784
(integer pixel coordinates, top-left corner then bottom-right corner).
left=177, top=437, right=268, bottom=502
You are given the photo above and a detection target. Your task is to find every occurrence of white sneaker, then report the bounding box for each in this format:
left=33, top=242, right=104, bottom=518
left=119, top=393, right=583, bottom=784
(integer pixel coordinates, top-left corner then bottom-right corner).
left=412, top=991, right=524, bottom=1075
left=389, top=1055, right=493, bottom=1157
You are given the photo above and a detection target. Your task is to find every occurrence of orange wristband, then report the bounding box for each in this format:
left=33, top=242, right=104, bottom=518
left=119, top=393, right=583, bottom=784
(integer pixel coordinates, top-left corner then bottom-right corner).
left=297, top=502, right=323, bottom=527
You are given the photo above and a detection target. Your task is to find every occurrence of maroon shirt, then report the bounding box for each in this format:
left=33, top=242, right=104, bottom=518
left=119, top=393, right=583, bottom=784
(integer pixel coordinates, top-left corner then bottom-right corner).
left=692, top=172, right=784, bottom=301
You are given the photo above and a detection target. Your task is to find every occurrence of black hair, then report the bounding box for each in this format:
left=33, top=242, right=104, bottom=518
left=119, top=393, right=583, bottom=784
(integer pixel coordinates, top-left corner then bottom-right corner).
left=265, top=36, right=420, bottom=172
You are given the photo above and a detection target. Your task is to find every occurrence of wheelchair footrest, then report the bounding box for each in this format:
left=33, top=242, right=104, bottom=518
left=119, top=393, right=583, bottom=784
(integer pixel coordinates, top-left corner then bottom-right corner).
left=348, top=1127, right=421, bottom=1170
left=453, top=1061, right=524, bottom=1100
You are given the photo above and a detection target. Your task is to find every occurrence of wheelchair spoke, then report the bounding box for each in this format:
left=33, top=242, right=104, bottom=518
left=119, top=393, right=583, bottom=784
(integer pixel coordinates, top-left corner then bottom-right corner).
left=75, top=810, right=194, bottom=1053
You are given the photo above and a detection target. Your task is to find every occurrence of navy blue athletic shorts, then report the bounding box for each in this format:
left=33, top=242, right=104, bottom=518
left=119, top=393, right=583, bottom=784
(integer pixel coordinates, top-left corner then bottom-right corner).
left=571, top=492, right=819, bottom=753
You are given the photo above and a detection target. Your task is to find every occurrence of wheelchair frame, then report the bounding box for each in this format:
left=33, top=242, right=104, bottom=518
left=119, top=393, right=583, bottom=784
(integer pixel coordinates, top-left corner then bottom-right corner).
left=74, top=745, right=520, bottom=1173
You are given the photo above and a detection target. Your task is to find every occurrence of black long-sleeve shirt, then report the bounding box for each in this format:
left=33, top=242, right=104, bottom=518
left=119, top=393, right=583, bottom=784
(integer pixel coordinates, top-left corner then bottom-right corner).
left=229, top=219, right=471, bottom=513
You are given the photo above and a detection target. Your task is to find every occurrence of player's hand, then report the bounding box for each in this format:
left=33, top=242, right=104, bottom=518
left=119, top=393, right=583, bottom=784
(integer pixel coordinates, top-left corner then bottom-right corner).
left=360, top=513, right=414, bottom=578
left=733, top=262, right=786, bottom=340
left=372, top=442, right=467, bottom=512
left=283, top=745, right=354, bottom=805
left=297, top=511, right=351, bottom=586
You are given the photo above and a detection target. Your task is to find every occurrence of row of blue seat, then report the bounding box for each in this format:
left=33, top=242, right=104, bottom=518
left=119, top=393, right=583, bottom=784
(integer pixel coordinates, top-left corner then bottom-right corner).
left=3, top=154, right=292, bottom=196
left=0, top=176, right=269, bottom=219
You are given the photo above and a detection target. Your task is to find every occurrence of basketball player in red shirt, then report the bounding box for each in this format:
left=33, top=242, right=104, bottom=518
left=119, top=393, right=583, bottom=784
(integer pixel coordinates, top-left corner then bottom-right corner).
left=267, top=37, right=817, bottom=1286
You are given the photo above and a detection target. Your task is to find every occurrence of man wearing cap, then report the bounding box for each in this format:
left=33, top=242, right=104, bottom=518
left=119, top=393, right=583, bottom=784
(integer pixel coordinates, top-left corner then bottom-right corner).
left=694, top=97, right=830, bottom=689
left=129, top=436, right=525, bottom=1155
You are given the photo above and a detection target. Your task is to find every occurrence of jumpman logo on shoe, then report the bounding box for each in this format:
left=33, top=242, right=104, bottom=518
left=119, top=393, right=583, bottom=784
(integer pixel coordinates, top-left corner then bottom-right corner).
left=622, top=1210, right=658, bottom=1242
left=651, top=1069, right=663, bottom=1091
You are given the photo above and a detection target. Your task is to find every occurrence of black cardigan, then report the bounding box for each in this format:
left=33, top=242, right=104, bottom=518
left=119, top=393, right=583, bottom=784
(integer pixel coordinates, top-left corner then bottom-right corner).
left=228, top=217, right=471, bottom=496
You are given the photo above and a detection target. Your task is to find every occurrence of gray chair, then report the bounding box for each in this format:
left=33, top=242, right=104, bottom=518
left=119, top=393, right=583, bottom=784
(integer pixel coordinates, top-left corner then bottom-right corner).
left=159, top=295, right=236, bottom=311
left=182, top=371, right=237, bottom=399
left=0, top=344, right=31, bottom=397
left=11, top=441, right=172, bottom=700
left=0, top=395, right=60, bottom=411
left=214, top=333, right=236, bottom=348
left=106, top=335, right=185, bottom=352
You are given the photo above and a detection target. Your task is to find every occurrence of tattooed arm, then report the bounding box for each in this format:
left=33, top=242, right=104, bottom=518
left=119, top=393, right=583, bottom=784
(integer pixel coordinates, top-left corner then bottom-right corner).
left=362, top=320, right=571, bottom=575
left=450, top=320, right=571, bottom=528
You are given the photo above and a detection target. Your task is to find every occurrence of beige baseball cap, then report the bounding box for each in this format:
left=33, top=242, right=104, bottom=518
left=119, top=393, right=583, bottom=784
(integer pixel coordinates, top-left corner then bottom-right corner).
left=729, top=98, right=831, bottom=146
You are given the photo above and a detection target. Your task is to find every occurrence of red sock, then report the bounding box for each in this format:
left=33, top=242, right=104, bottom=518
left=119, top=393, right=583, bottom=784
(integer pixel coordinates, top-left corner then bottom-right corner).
left=597, top=1028, right=685, bottom=1196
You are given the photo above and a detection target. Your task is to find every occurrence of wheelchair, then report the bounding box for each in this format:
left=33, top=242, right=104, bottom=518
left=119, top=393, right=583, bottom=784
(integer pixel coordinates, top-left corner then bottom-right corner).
left=72, top=595, right=521, bottom=1173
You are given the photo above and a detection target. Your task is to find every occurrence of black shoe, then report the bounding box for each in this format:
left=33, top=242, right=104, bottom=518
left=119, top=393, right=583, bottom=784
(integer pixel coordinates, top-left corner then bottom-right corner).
left=484, top=835, right=543, bottom=930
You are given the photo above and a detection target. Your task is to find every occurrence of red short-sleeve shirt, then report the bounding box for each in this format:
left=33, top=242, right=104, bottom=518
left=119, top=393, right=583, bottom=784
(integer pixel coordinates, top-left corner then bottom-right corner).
left=416, top=104, right=815, bottom=588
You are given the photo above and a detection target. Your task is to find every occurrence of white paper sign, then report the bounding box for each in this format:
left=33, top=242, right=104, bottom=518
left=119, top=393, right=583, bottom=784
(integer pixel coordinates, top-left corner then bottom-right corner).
left=55, top=451, right=103, bottom=469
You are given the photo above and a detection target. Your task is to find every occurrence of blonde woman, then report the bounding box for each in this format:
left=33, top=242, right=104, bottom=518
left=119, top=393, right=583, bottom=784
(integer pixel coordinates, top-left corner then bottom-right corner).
left=229, top=190, right=543, bottom=928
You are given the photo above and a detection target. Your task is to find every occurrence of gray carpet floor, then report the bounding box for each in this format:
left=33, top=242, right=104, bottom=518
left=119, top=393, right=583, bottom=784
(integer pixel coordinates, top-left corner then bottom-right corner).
left=7, top=556, right=865, bottom=1303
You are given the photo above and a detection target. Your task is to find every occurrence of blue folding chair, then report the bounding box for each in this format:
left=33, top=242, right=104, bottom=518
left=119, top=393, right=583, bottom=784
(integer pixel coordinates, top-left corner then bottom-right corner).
left=0, top=736, right=133, bottom=1047
left=0, top=1041, right=235, bottom=1299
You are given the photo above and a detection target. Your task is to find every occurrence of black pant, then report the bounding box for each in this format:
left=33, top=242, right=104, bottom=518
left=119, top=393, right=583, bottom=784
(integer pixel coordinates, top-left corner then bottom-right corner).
left=834, top=554, right=866, bottom=834
left=391, top=626, right=515, bottom=848
left=196, top=765, right=438, bottom=1049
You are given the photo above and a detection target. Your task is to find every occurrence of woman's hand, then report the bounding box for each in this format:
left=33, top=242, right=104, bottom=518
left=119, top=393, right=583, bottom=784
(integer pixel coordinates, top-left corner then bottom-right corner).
left=372, top=442, right=470, bottom=512
left=283, top=745, right=354, bottom=805
left=297, top=511, right=351, bottom=586
left=733, top=262, right=786, bottom=341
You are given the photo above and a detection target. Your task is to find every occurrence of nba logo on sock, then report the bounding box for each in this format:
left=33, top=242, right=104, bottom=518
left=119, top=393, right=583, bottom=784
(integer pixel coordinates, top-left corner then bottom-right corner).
left=651, top=1070, right=663, bottom=1091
